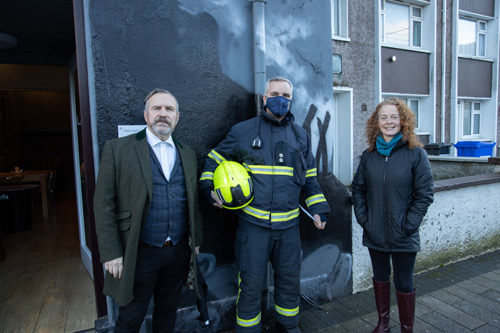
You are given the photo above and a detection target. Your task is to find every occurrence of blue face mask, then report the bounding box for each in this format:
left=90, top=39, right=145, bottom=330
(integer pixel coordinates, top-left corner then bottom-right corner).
left=265, top=96, right=292, bottom=118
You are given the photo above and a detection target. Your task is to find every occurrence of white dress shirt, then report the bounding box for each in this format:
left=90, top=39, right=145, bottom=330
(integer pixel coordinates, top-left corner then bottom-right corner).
left=145, top=127, right=176, bottom=181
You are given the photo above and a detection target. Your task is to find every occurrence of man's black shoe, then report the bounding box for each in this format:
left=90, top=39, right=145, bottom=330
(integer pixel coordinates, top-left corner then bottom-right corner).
left=197, top=315, right=211, bottom=328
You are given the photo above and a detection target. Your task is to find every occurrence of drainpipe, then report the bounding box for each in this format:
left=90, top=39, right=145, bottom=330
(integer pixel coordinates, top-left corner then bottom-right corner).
left=251, top=0, right=266, bottom=115
left=441, top=0, right=447, bottom=142
left=250, top=0, right=271, bottom=317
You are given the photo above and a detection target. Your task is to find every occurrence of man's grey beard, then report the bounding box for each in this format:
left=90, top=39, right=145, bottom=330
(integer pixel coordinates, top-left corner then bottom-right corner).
left=152, top=123, right=173, bottom=137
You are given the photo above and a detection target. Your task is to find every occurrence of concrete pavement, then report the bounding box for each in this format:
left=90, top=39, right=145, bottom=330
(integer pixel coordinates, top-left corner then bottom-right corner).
left=256, top=249, right=500, bottom=332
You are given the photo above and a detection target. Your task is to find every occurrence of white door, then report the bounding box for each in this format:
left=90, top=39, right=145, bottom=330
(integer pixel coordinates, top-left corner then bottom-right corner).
left=333, top=87, right=353, bottom=184
left=69, top=63, right=93, bottom=278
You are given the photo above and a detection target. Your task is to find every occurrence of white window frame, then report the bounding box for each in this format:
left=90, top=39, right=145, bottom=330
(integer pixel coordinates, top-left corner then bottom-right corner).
left=380, top=1, right=386, bottom=43
left=407, top=98, right=420, bottom=129
left=458, top=17, right=487, bottom=57
left=458, top=100, right=481, bottom=138
left=331, top=0, right=349, bottom=41
left=381, top=0, right=423, bottom=49
left=477, top=20, right=487, bottom=57
left=410, top=6, right=422, bottom=47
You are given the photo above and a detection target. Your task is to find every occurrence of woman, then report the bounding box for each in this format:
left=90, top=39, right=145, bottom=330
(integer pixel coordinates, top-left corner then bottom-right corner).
left=352, top=98, right=434, bottom=333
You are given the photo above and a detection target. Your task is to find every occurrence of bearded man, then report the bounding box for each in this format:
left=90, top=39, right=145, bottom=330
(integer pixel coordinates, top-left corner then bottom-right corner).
left=94, top=88, right=203, bottom=332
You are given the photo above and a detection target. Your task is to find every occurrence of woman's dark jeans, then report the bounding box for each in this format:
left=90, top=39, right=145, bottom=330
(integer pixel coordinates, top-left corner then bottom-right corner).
left=369, top=248, right=417, bottom=293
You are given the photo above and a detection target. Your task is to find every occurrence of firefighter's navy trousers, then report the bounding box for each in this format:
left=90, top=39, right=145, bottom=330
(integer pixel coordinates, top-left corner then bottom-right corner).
left=235, top=220, right=301, bottom=332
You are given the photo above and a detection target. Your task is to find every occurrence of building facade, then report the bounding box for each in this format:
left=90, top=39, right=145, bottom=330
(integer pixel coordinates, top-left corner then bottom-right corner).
left=331, top=0, right=500, bottom=293
left=332, top=0, right=499, bottom=181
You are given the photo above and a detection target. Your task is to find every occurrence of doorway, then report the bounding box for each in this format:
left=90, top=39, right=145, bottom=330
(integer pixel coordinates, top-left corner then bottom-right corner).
left=0, top=0, right=97, bottom=331
left=0, top=67, right=97, bottom=332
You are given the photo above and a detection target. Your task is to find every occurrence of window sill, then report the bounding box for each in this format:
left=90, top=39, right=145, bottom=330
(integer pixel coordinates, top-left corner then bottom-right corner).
left=382, top=92, right=430, bottom=98
left=332, top=36, right=350, bottom=42
left=381, top=44, right=431, bottom=54
left=458, top=55, right=495, bottom=63
left=457, top=138, right=494, bottom=142
left=459, top=10, right=494, bottom=21
left=402, top=0, right=431, bottom=7
left=434, top=173, right=500, bottom=192
left=428, top=155, right=490, bottom=163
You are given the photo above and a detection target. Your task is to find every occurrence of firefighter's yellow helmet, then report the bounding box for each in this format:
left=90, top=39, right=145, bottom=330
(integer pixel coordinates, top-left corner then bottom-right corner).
left=213, top=161, right=253, bottom=210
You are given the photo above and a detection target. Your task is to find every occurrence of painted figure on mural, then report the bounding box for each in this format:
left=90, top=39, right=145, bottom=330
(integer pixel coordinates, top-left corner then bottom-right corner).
left=93, top=89, right=204, bottom=332
left=352, top=98, right=434, bottom=333
left=200, top=77, right=331, bottom=332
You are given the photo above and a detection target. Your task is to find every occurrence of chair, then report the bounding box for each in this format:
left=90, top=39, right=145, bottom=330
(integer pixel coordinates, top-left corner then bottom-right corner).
left=0, top=195, right=7, bottom=261
left=0, top=231, right=5, bottom=261
left=47, top=170, right=57, bottom=216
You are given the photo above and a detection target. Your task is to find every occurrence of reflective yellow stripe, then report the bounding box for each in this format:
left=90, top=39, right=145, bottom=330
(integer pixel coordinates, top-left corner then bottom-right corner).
left=236, top=312, right=261, bottom=327
left=306, top=168, right=317, bottom=177
left=237, top=272, right=242, bottom=304
left=305, top=194, right=327, bottom=207
left=246, top=164, right=293, bottom=176
left=208, top=150, right=226, bottom=165
left=236, top=271, right=261, bottom=327
left=270, top=209, right=299, bottom=222
left=242, top=205, right=269, bottom=220
left=199, top=171, right=213, bottom=181
left=275, top=304, right=299, bottom=317
left=242, top=206, right=299, bottom=222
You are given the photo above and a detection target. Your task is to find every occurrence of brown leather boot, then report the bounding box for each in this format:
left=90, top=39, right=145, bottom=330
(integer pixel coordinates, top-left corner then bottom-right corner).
left=396, top=289, right=416, bottom=333
left=372, top=278, right=391, bottom=333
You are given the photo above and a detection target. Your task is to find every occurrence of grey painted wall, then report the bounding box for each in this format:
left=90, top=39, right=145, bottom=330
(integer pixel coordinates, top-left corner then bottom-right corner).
left=459, top=0, right=495, bottom=17
left=89, top=0, right=352, bottom=330
left=382, top=47, right=430, bottom=95
left=435, top=0, right=455, bottom=143
left=458, top=58, right=493, bottom=98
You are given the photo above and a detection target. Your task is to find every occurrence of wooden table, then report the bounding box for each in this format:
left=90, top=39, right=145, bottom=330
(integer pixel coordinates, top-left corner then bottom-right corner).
left=0, top=184, right=39, bottom=232
left=0, top=170, right=50, bottom=220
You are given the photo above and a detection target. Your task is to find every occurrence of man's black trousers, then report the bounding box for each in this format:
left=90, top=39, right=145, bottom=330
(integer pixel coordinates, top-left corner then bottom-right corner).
left=114, top=238, right=190, bottom=333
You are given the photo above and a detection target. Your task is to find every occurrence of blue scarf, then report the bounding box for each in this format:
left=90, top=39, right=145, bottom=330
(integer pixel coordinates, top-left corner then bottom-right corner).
left=376, top=132, right=402, bottom=157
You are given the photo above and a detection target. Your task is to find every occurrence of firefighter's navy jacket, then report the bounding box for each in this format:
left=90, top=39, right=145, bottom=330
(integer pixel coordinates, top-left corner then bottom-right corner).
left=200, top=111, right=331, bottom=229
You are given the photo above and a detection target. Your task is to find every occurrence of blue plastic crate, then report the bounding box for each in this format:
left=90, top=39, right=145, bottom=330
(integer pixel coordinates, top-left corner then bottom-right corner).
left=454, top=141, right=496, bottom=157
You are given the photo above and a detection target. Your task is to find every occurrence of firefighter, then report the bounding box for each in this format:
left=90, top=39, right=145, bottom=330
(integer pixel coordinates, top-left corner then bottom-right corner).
left=200, top=77, right=330, bottom=332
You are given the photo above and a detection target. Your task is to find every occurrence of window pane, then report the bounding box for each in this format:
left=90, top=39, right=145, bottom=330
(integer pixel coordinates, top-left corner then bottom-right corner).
left=458, top=18, right=476, bottom=56
left=332, top=0, right=340, bottom=36
left=473, top=102, right=481, bottom=111
left=385, top=2, right=409, bottom=46
left=381, top=13, right=385, bottom=41
left=463, top=102, right=471, bottom=135
left=412, top=7, right=421, bottom=18
left=332, top=54, right=342, bottom=74
left=479, top=21, right=486, bottom=31
left=478, top=34, right=485, bottom=57
left=473, top=114, right=480, bottom=134
left=413, top=21, right=421, bottom=47
left=409, top=100, right=419, bottom=127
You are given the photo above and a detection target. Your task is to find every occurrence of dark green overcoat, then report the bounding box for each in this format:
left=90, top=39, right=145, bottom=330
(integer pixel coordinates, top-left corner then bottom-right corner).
left=93, top=129, right=203, bottom=306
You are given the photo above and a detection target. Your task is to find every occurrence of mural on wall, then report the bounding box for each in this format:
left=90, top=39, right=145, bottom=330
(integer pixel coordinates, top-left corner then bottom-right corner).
left=173, top=0, right=352, bottom=329
left=91, top=0, right=352, bottom=330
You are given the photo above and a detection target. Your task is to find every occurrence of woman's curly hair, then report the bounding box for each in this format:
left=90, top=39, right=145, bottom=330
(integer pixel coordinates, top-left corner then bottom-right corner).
left=366, top=97, right=423, bottom=151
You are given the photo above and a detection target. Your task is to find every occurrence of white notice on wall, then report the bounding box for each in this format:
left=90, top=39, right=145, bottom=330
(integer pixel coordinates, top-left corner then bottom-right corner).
left=117, top=125, right=147, bottom=138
